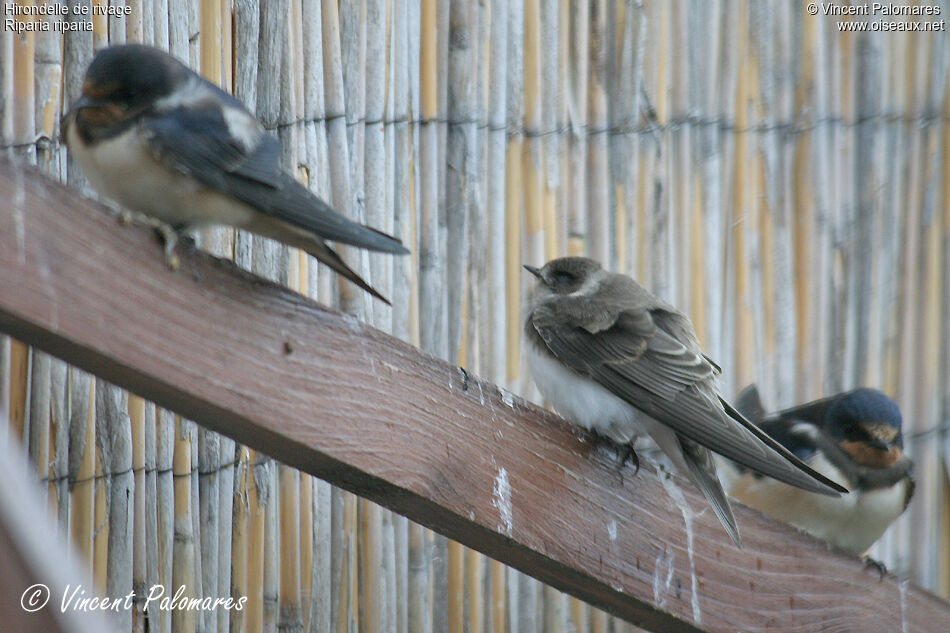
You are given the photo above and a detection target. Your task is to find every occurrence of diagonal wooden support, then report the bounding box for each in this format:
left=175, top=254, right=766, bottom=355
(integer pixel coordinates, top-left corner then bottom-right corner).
left=0, top=154, right=948, bottom=632
left=0, top=428, right=120, bottom=633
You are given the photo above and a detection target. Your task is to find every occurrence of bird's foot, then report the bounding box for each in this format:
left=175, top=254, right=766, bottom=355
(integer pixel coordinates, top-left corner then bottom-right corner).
left=863, top=555, right=887, bottom=581
left=155, top=223, right=181, bottom=270
left=616, top=443, right=640, bottom=475
left=607, top=441, right=640, bottom=486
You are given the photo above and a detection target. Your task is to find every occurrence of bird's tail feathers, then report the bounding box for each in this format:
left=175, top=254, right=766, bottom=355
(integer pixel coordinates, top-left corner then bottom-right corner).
left=678, top=438, right=741, bottom=547
left=720, top=398, right=849, bottom=496
left=305, top=197, right=409, bottom=255
left=305, top=241, right=391, bottom=305
left=359, top=225, right=411, bottom=255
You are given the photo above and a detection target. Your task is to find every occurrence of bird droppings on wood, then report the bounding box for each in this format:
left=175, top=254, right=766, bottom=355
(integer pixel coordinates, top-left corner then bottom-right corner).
left=12, top=158, right=26, bottom=265
left=492, top=466, right=512, bottom=536
left=340, top=312, right=363, bottom=333
left=899, top=579, right=909, bottom=633
left=657, top=468, right=703, bottom=623
left=653, top=546, right=675, bottom=611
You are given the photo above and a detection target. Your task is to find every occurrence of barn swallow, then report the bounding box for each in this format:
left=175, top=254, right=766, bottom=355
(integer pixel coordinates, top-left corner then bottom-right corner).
left=62, top=44, right=407, bottom=304
left=727, top=385, right=914, bottom=555
left=523, top=257, right=846, bottom=547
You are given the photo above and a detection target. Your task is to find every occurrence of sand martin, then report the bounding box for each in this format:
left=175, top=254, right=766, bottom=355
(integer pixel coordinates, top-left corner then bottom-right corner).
left=523, top=257, right=846, bottom=546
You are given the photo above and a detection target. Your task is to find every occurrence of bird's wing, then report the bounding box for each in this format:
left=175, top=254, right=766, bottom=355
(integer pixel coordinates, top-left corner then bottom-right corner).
left=735, top=384, right=767, bottom=424
left=773, top=394, right=837, bottom=427
left=141, top=90, right=407, bottom=254
left=529, top=299, right=847, bottom=495
left=751, top=418, right=823, bottom=466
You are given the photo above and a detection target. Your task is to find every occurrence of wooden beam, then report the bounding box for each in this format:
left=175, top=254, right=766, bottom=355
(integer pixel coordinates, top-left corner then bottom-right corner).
left=0, top=431, right=119, bottom=633
left=0, top=155, right=948, bottom=632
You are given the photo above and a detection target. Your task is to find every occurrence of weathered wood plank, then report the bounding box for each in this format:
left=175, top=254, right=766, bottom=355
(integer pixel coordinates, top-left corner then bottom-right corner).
left=1, top=156, right=949, bottom=633
left=0, top=429, right=119, bottom=633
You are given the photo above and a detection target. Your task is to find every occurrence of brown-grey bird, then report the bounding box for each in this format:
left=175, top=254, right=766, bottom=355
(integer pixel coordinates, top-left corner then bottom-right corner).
left=63, top=44, right=407, bottom=304
left=523, top=257, right=847, bottom=546
left=726, top=385, right=913, bottom=555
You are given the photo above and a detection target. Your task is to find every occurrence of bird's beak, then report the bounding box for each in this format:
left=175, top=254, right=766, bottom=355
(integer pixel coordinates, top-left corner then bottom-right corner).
left=67, top=94, right=108, bottom=114
left=866, top=438, right=892, bottom=452
left=523, top=264, right=542, bottom=279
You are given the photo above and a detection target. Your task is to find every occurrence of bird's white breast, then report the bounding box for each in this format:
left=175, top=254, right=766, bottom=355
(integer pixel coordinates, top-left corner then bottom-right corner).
left=728, top=453, right=910, bottom=554
left=66, top=123, right=257, bottom=230
left=525, top=337, right=641, bottom=445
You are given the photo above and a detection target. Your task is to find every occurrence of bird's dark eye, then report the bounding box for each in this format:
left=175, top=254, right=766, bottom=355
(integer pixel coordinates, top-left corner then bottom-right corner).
left=553, top=271, right=574, bottom=283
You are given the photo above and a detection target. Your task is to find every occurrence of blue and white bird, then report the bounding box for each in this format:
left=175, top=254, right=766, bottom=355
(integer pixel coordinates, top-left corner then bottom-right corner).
left=726, top=385, right=914, bottom=555
left=63, top=44, right=407, bottom=303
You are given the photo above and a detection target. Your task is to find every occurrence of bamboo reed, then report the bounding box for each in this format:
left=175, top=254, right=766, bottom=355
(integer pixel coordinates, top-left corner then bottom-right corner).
left=523, top=0, right=544, bottom=273
left=27, top=350, right=49, bottom=504
left=408, top=523, right=430, bottom=633
left=188, top=421, right=203, bottom=632
left=504, top=0, right=523, bottom=388
left=419, top=0, right=446, bottom=359
left=49, top=358, right=68, bottom=531
left=569, top=598, right=588, bottom=633
left=321, top=0, right=359, bottom=316
left=279, top=465, right=303, bottom=632
left=90, top=0, right=106, bottom=48
left=141, top=0, right=153, bottom=44
left=340, top=0, right=370, bottom=323
left=92, top=400, right=109, bottom=595
left=466, top=547, right=484, bottom=633
left=142, top=401, right=159, bottom=633
left=155, top=407, right=175, bottom=633
left=217, top=435, right=236, bottom=633
left=264, top=460, right=279, bottom=633
left=0, top=28, right=12, bottom=146
left=543, top=585, right=565, bottom=633
left=365, top=0, right=389, bottom=331
left=32, top=6, right=60, bottom=173
left=245, top=451, right=269, bottom=633
left=124, top=0, right=141, bottom=41
left=308, top=479, right=332, bottom=633
left=590, top=607, right=606, bottom=633
left=12, top=1, right=36, bottom=165
left=299, top=467, right=313, bottom=633
left=129, top=395, right=147, bottom=633
left=447, top=539, right=464, bottom=633
left=586, top=0, right=608, bottom=264
left=69, top=375, right=95, bottom=580
left=231, top=446, right=250, bottom=633
left=4, top=2, right=950, bottom=629
left=198, top=428, right=221, bottom=633
left=359, top=499, right=382, bottom=633
left=486, top=0, right=508, bottom=385
left=172, top=416, right=196, bottom=633
left=446, top=0, right=477, bottom=362
left=152, top=0, right=168, bottom=47
left=390, top=0, right=414, bottom=344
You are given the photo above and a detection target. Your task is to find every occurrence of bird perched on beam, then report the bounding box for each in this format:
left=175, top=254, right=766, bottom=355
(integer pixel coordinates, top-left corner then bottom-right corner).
left=523, top=257, right=846, bottom=547
left=726, top=385, right=914, bottom=555
left=63, top=44, right=407, bottom=304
